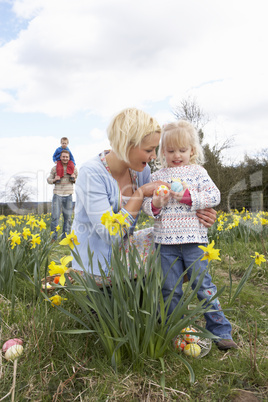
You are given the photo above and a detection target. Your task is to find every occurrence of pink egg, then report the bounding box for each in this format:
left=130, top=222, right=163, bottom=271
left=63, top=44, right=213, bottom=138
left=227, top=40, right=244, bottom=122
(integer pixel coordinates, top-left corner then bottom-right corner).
left=2, top=338, right=23, bottom=353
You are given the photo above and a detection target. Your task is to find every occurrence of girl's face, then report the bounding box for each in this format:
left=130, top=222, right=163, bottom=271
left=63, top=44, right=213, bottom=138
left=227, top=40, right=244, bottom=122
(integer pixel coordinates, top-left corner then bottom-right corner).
left=163, top=144, right=193, bottom=167
left=128, top=132, right=160, bottom=172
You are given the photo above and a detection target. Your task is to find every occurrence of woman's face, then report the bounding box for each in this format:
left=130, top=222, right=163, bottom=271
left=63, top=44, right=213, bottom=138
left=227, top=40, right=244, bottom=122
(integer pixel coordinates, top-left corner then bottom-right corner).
left=128, top=132, right=160, bottom=172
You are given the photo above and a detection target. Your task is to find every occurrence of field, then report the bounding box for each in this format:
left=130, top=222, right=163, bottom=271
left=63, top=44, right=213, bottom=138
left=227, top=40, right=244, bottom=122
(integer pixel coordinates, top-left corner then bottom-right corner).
left=0, top=210, right=267, bottom=401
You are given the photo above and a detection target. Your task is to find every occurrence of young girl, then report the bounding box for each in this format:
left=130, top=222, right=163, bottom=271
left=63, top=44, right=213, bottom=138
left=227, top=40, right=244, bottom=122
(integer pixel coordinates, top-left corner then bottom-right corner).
left=142, top=120, right=238, bottom=350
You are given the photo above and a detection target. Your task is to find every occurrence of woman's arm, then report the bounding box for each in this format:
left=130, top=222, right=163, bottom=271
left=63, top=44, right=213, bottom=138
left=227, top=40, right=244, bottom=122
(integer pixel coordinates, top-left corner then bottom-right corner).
left=196, top=208, right=217, bottom=228
left=123, top=181, right=169, bottom=219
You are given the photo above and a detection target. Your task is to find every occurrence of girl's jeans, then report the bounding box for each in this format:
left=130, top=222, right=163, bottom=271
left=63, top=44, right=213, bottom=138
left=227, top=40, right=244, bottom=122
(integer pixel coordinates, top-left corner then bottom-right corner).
left=158, top=243, right=233, bottom=340
left=51, top=194, right=73, bottom=240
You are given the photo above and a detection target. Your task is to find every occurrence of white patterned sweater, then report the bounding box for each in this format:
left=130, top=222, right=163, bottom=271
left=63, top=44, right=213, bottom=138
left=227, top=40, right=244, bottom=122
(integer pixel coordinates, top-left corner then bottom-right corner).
left=142, top=165, right=220, bottom=245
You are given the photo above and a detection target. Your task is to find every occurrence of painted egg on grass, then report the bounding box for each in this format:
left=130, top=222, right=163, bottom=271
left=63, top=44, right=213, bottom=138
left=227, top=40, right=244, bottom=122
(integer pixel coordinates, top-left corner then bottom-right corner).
left=181, top=327, right=200, bottom=343
left=183, top=343, right=201, bottom=358
left=5, top=344, right=24, bottom=361
left=174, top=338, right=187, bottom=351
left=2, top=338, right=23, bottom=354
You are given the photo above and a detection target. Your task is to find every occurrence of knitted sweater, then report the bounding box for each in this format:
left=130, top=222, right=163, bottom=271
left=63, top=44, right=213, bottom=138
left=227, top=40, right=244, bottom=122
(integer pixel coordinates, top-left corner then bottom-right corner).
left=47, top=164, right=78, bottom=195
left=142, top=165, right=220, bottom=245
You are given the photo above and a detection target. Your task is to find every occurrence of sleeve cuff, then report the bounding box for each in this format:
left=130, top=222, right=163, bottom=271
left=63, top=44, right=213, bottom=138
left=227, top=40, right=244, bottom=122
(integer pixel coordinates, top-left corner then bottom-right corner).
left=180, top=189, right=192, bottom=206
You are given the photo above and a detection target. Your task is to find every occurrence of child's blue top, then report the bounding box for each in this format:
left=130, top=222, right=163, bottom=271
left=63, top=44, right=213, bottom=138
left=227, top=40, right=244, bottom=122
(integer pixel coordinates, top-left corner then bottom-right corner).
left=53, top=146, right=76, bottom=164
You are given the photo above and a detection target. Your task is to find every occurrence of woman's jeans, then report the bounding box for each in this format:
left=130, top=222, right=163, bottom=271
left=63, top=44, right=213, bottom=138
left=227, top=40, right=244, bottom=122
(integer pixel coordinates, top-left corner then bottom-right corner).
left=51, top=194, right=73, bottom=240
left=158, top=243, right=233, bottom=340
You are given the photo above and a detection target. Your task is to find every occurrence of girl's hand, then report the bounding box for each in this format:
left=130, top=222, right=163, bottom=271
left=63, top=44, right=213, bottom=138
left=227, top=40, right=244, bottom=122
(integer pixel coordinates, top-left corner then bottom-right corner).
left=170, top=181, right=187, bottom=202
left=196, top=208, right=217, bottom=228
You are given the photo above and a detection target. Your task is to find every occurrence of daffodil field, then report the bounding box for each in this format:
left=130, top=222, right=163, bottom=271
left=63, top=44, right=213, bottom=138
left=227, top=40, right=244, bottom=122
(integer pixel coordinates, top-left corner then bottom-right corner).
left=0, top=209, right=267, bottom=400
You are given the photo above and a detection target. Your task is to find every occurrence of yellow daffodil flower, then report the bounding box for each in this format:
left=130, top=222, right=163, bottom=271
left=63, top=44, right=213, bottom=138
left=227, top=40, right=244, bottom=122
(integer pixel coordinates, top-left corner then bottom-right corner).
left=38, top=219, right=47, bottom=230
left=6, top=218, right=16, bottom=227
left=251, top=252, right=266, bottom=266
left=30, top=234, right=41, bottom=249
left=22, top=227, right=31, bottom=240
left=59, top=230, right=80, bottom=249
left=56, top=225, right=60, bottom=232
left=48, top=256, right=73, bottom=286
left=198, top=240, right=221, bottom=262
left=9, top=230, right=21, bottom=249
left=101, top=210, right=130, bottom=236
left=47, top=294, right=67, bottom=307
left=26, top=216, right=38, bottom=229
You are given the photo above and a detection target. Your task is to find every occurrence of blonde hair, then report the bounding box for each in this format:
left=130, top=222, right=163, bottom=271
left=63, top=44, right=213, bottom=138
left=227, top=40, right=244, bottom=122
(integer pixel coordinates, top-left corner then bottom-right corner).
left=159, top=120, right=205, bottom=167
left=107, top=108, right=161, bottom=162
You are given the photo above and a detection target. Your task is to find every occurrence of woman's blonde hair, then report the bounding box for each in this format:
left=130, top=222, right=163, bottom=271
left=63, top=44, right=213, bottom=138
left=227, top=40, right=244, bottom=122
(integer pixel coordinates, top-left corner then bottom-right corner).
left=107, top=108, right=161, bottom=162
left=159, top=120, right=205, bottom=167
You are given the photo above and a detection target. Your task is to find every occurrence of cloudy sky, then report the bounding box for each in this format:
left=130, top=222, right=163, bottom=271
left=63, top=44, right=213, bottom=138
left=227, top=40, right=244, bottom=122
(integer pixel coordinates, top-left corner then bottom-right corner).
left=0, top=0, right=267, bottom=202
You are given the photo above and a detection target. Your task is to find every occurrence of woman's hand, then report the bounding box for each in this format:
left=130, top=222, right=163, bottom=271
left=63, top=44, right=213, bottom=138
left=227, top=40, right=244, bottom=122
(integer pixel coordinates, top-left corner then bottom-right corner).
left=196, top=208, right=217, bottom=228
left=152, top=187, right=170, bottom=208
left=139, top=180, right=170, bottom=198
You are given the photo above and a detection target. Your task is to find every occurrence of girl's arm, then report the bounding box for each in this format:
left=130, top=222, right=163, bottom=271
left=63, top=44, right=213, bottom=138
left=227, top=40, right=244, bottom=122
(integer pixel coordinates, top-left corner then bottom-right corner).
left=189, top=167, right=220, bottom=210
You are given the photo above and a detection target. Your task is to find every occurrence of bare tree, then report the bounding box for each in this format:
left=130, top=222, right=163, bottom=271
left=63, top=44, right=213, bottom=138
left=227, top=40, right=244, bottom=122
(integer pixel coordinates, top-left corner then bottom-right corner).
left=172, top=96, right=209, bottom=140
left=6, top=176, right=35, bottom=208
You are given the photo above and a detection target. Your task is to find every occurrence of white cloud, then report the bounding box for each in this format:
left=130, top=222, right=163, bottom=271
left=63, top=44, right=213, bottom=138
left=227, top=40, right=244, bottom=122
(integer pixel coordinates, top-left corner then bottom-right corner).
left=0, top=0, right=265, bottom=119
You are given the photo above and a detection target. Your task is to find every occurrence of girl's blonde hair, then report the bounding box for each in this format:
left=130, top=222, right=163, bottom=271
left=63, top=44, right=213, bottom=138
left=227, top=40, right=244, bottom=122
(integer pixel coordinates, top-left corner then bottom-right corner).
left=159, top=120, right=205, bottom=167
left=107, top=108, right=161, bottom=162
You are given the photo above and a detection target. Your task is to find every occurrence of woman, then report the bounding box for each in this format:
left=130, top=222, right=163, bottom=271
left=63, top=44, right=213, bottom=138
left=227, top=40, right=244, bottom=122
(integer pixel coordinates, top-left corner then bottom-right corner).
left=72, top=108, right=216, bottom=277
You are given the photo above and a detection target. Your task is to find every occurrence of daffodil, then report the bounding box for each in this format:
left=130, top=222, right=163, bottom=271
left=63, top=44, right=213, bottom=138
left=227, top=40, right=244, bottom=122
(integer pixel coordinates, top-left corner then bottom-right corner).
left=38, top=218, right=47, bottom=230
left=9, top=230, right=21, bottom=249
left=56, top=225, right=60, bottom=232
left=30, top=234, right=41, bottom=249
left=198, top=240, right=221, bottom=262
left=251, top=252, right=266, bottom=266
left=26, top=216, right=38, bottom=229
left=101, top=210, right=130, bottom=236
left=47, top=294, right=67, bottom=307
left=6, top=218, right=16, bottom=227
left=48, top=256, right=73, bottom=286
left=22, top=227, right=31, bottom=240
left=59, top=230, right=80, bottom=249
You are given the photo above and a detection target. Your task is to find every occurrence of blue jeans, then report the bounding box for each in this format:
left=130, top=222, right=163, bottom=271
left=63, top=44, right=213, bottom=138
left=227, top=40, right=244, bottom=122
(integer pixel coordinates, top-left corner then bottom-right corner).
left=158, top=243, right=233, bottom=340
left=51, top=194, right=73, bottom=240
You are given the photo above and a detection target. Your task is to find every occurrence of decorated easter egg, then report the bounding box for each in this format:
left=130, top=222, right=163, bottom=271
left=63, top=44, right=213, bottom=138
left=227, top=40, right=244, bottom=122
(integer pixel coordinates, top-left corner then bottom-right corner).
left=2, top=338, right=23, bottom=354
left=5, top=344, right=24, bottom=361
left=171, top=182, right=183, bottom=192
left=156, top=185, right=169, bottom=196
left=182, top=327, right=200, bottom=343
left=183, top=343, right=201, bottom=357
left=53, top=276, right=60, bottom=284
left=174, top=338, right=187, bottom=351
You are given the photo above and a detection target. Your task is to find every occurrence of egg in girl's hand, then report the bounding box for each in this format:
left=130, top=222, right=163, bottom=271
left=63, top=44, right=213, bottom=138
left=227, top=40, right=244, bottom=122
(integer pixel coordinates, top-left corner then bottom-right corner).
left=171, top=181, right=183, bottom=192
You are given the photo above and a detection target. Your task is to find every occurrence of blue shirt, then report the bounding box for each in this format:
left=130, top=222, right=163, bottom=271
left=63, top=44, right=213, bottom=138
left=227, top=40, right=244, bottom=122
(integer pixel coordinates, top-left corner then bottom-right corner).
left=71, top=153, right=151, bottom=275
